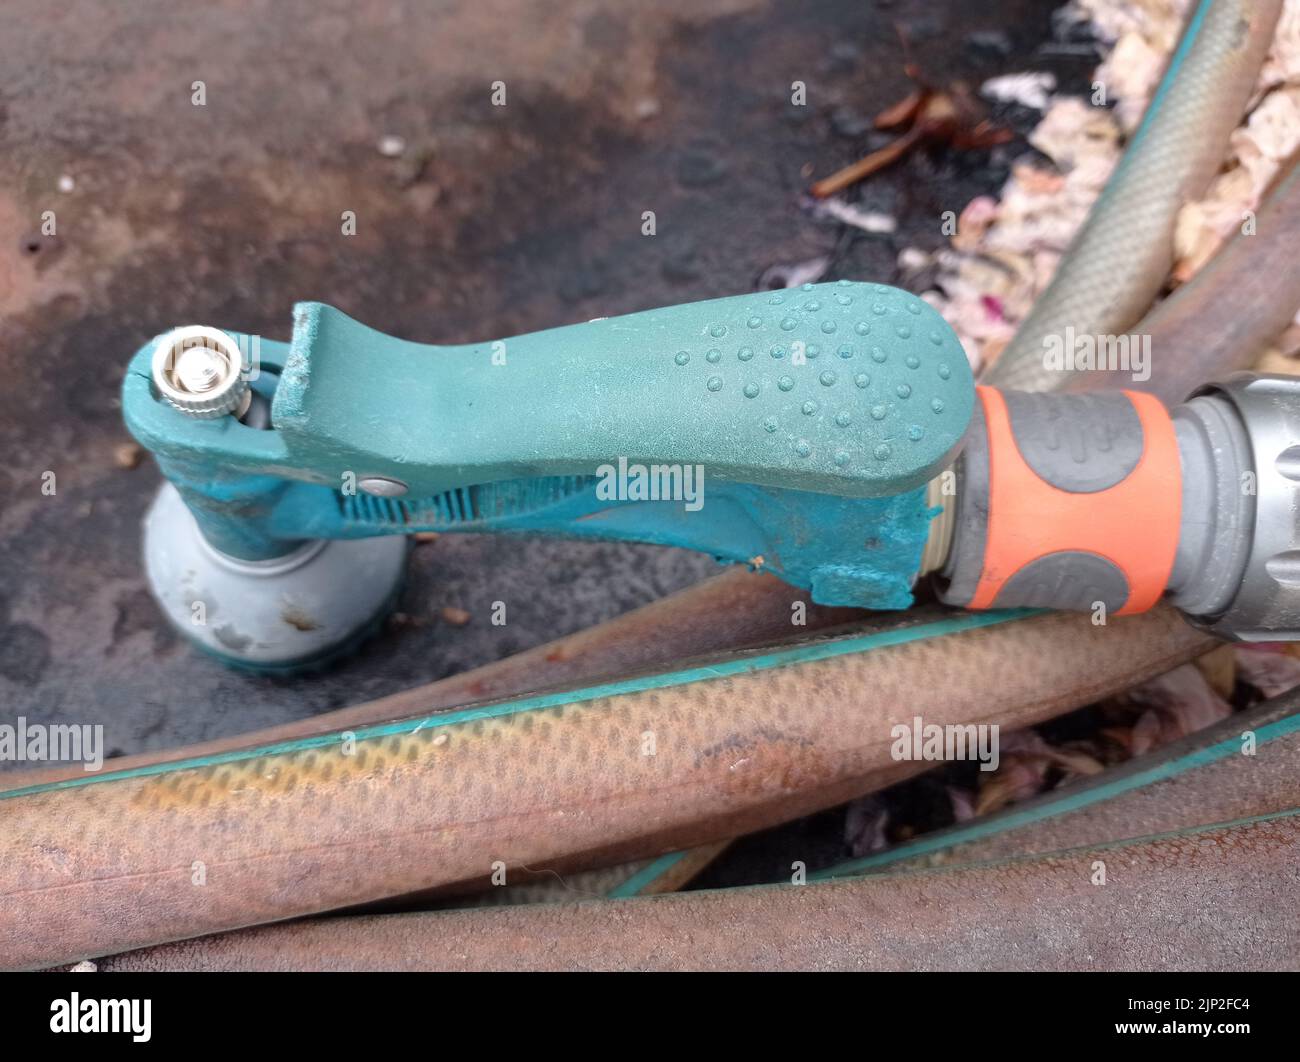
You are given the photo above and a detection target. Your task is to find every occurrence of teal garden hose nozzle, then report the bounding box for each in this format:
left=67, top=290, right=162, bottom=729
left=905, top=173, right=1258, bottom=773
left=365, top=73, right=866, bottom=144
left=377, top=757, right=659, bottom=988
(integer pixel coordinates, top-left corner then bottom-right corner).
left=124, top=281, right=977, bottom=669
left=126, top=282, right=1300, bottom=669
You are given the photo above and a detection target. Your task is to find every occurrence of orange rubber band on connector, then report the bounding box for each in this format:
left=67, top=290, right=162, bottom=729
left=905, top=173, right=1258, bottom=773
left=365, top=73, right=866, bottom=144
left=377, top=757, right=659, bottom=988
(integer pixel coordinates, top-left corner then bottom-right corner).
left=969, top=386, right=1181, bottom=615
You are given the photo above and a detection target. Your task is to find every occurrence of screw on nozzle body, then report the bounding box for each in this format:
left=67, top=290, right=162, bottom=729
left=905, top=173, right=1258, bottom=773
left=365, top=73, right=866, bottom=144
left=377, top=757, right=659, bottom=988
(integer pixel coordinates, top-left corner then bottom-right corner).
left=151, top=326, right=251, bottom=419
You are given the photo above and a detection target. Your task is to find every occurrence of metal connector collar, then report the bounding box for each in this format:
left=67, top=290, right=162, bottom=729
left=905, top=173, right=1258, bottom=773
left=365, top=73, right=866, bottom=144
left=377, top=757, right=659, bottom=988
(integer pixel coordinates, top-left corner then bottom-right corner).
left=1187, top=373, right=1300, bottom=641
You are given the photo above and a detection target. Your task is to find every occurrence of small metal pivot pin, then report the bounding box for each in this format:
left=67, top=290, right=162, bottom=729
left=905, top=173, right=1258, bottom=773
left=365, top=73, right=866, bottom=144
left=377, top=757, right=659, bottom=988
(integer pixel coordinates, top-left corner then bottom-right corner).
left=358, top=476, right=409, bottom=497
left=151, top=325, right=251, bottom=419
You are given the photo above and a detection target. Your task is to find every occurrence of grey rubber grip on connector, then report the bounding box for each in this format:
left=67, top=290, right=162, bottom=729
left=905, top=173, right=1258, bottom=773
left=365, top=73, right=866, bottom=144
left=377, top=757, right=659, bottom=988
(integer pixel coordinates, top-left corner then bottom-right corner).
left=940, top=391, right=1150, bottom=612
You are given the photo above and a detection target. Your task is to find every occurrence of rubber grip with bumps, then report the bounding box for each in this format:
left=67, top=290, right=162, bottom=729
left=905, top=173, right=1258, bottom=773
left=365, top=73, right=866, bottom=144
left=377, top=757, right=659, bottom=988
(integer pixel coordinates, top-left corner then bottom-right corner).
left=941, top=386, right=1181, bottom=615
left=273, top=282, right=975, bottom=499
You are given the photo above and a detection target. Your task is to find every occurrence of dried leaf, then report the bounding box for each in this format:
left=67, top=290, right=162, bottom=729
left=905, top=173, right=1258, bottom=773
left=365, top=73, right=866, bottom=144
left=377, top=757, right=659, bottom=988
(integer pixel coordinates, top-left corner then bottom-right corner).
left=812, top=197, right=897, bottom=234
left=1193, top=643, right=1237, bottom=700
left=1129, top=708, right=1165, bottom=758
left=1233, top=644, right=1300, bottom=697
left=844, top=796, right=891, bottom=857
left=757, top=255, right=831, bottom=290
left=981, top=72, right=1057, bottom=110
left=947, top=785, right=977, bottom=824
left=952, top=196, right=999, bottom=252
left=1122, top=663, right=1233, bottom=754
left=975, top=758, right=1047, bottom=816
left=875, top=87, right=925, bottom=130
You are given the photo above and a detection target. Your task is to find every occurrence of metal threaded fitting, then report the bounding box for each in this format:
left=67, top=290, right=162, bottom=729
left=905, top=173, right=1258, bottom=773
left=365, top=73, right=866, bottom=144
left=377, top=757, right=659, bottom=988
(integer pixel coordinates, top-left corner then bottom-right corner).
left=151, top=325, right=250, bottom=419
left=918, top=469, right=956, bottom=577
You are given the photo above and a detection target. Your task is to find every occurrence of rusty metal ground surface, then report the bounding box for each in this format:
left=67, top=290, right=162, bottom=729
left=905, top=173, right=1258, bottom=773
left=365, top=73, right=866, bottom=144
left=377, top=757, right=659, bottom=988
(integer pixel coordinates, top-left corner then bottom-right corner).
left=0, top=0, right=1084, bottom=810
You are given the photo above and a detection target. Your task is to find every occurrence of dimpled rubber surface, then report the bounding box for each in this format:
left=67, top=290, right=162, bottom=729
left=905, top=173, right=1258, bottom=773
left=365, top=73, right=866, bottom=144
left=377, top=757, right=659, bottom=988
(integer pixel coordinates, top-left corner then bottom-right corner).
left=650, top=280, right=974, bottom=490
left=276, top=281, right=974, bottom=499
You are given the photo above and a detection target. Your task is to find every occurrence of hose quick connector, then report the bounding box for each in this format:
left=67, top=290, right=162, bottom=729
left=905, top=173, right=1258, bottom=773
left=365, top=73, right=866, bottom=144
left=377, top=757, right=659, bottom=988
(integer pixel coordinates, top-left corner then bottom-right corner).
left=936, top=387, right=1181, bottom=615
left=934, top=374, right=1300, bottom=641
left=1171, top=373, right=1300, bottom=640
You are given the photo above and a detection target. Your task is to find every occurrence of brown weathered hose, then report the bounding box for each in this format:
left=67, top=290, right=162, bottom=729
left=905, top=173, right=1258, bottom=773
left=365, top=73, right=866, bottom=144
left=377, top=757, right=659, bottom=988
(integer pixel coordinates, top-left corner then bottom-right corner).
left=89, top=807, right=1300, bottom=971
left=0, top=568, right=852, bottom=905
left=0, top=605, right=1211, bottom=969
left=986, top=0, right=1282, bottom=392
left=2, top=567, right=842, bottom=907
left=1093, top=151, right=1300, bottom=404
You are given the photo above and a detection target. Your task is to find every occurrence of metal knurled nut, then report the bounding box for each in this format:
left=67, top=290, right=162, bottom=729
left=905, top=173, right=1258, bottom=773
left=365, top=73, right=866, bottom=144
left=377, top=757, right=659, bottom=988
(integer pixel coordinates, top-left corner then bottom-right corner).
left=151, top=325, right=250, bottom=419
